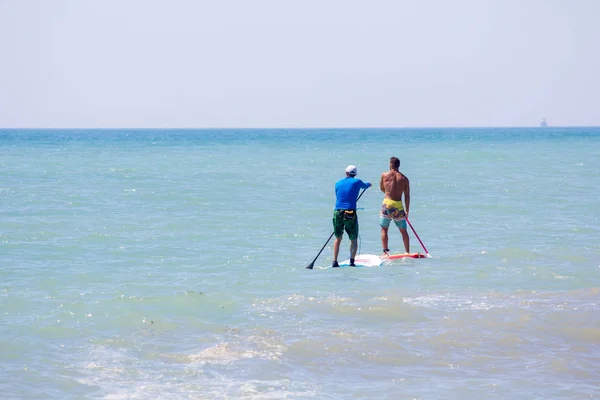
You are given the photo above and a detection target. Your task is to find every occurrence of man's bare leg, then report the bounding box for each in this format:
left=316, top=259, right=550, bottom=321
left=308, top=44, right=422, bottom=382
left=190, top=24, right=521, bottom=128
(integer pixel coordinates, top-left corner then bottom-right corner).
left=333, top=236, right=342, bottom=262
left=350, top=239, right=358, bottom=259
left=400, top=228, right=410, bottom=253
left=381, top=227, right=390, bottom=256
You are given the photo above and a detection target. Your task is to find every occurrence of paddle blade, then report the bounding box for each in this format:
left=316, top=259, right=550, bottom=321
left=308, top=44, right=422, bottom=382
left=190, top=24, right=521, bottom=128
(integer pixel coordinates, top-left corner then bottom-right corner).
left=306, top=263, right=314, bottom=269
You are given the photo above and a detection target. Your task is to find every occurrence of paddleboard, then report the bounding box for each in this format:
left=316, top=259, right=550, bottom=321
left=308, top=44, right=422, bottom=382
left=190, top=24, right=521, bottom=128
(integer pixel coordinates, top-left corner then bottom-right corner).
left=386, top=252, right=427, bottom=259
left=339, top=254, right=382, bottom=267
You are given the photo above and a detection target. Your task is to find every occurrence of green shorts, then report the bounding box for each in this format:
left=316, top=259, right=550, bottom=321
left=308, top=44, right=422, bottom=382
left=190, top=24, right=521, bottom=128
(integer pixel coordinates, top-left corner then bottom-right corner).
left=333, top=209, right=358, bottom=240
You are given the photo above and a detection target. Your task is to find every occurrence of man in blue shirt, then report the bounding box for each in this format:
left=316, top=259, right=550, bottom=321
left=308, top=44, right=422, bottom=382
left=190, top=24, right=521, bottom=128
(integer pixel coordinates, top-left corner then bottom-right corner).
left=332, top=165, right=372, bottom=267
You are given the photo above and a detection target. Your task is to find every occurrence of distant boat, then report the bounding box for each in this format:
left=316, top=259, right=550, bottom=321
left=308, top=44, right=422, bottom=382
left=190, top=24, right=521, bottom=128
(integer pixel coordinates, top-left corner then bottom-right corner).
left=540, top=118, right=548, bottom=128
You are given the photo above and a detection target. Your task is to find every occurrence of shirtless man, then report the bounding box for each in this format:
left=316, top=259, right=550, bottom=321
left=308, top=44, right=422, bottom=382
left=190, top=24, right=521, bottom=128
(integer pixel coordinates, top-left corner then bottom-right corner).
left=379, top=157, right=410, bottom=255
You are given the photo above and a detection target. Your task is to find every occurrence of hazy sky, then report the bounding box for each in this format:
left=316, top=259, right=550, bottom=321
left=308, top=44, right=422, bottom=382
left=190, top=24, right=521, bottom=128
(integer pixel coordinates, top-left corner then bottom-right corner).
left=1, top=0, right=598, bottom=128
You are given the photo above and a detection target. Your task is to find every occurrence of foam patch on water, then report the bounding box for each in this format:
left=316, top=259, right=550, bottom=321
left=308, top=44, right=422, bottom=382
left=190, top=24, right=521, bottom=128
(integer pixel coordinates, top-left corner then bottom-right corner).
left=403, top=288, right=600, bottom=312
left=404, top=293, right=503, bottom=311
left=188, top=334, right=285, bottom=364
left=74, top=330, right=306, bottom=399
left=188, top=342, right=262, bottom=363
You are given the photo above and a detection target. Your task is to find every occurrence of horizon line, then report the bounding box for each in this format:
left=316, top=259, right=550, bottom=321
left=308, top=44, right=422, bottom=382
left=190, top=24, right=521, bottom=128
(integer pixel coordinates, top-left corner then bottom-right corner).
left=1, top=125, right=599, bottom=130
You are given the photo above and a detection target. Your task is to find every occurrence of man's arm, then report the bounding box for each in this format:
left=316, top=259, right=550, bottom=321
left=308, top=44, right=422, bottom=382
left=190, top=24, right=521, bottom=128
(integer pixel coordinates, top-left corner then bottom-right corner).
left=404, top=180, right=410, bottom=215
left=379, top=174, right=385, bottom=192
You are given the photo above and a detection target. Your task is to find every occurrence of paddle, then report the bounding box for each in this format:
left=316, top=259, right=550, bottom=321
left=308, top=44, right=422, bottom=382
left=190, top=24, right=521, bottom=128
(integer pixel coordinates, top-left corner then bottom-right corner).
left=406, top=218, right=430, bottom=257
left=306, top=188, right=368, bottom=269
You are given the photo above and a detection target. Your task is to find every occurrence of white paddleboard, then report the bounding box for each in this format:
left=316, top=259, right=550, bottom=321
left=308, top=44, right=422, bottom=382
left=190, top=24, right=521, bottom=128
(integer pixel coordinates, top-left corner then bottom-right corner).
left=339, top=254, right=382, bottom=267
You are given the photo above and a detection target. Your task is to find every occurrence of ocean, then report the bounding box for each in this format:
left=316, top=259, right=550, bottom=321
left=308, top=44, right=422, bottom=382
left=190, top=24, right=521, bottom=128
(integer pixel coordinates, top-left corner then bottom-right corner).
left=1, top=127, right=599, bottom=399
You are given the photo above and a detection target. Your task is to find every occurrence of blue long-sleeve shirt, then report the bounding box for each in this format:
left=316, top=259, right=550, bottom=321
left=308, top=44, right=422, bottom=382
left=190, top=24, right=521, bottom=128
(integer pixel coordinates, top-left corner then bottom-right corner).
left=334, top=177, right=371, bottom=209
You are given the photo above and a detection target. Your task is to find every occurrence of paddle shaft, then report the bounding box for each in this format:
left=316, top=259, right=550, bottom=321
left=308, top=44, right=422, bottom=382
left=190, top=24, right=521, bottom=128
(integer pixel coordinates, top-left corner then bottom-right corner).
left=406, top=218, right=429, bottom=255
left=306, top=188, right=367, bottom=269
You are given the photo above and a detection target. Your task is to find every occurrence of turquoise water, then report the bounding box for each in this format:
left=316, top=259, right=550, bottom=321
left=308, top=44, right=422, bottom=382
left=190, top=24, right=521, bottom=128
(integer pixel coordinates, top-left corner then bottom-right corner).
left=1, top=128, right=599, bottom=399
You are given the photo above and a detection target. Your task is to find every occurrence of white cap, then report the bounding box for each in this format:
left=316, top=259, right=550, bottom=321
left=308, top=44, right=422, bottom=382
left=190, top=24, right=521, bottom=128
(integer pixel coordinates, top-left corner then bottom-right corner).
left=345, top=165, right=357, bottom=176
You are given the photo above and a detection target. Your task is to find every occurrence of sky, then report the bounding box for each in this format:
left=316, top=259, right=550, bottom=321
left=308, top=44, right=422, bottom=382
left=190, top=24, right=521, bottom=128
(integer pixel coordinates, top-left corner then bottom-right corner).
left=1, top=0, right=599, bottom=128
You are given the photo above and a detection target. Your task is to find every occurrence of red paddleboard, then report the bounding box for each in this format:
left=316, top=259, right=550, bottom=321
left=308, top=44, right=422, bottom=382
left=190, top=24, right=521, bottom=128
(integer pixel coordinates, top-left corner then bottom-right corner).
left=386, top=253, right=427, bottom=259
